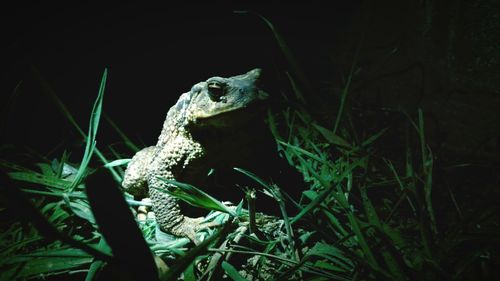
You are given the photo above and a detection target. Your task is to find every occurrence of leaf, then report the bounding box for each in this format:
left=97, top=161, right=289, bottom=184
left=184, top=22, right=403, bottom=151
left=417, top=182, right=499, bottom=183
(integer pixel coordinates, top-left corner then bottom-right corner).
left=85, top=171, right=159, bottom=281
left=233, top=167, right=271, bottom=190
left=182, top=262, right=197, bottom=281
left=302, top=190, right=318, bottom=201
left=290, top=155, right=366, bottom=225
left=359, top=184, right=381, bottom=228
left=307, top=243, right=353, bottom=272
left=0, top=172, right=112, bottom=262
left=42, top=202, right=70, bottom=224
left=64, top=196, right=96, bottom=224
left=284, top=71, right=307, bottom=104
left=333, top=43, right=359, bottom=134
left=36, top=162, right=56, bottom=177
left=103, top=158, right=131, bottom=168
left=163, top=225, right=232, bottom=281
left=360, top=127, right=388, bottom=147
left=85, top=238, right=111, bottom=281
left=156, top=178, right=236, bottom=216
left=322, top=209, right=349, bottom=236
left=70, top=68, right=107, bottom=191
left=7, top=171, right=70, bottom=189
left=1, top=248, right=93, bottom=281
left=0, top=159, right=35, bottom=173
left=34, top=65, right=121, bottom=183
left=312, top=123, right=351, bottom=148
left=291, top=183, right=335, bottom=225
left=344, top=211, right=383, bottom=273
left=266, top=109, right=281, bottom=140
left=277, top=140, right=331, bottom=167
left=313, top=260, right=346, bottom=272
left=222, top=261, right=247, bottom=281
left=85, top=260, right=105, bottom=281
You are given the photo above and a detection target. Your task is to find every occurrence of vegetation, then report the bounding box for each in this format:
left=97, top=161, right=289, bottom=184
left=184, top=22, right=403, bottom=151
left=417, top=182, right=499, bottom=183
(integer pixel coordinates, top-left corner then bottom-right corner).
left=1, top=12, right=498, bottom=281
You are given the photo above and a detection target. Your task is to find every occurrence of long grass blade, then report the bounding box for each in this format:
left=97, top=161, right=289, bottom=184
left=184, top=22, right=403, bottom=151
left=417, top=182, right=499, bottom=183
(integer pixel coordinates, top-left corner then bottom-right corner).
left=103, top=158, right=130, bottom=168
left=0, top=173, right=112, bottom=262
left=418, top=109, right=437, bottom=235
left=156, top=178, right=236, bottom=216
left=8, top=171, right=70, bottom=189
left=163, top=225, right=231, bottom=281
left=221, top=261, right=247, bottom=281
left=69, top=69, right=107, bottom=191
left=333, top=42, right=361, bottom=135
left=312, top=123, right=352, bottom=148
left=31, top=66, right=121, bottom=183
left=278, top=140, right=332, bottom=167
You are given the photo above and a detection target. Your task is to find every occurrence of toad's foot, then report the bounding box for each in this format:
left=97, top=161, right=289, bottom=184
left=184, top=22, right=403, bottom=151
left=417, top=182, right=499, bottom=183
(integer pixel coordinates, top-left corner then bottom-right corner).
left=170, top=216, right=220, bottom=244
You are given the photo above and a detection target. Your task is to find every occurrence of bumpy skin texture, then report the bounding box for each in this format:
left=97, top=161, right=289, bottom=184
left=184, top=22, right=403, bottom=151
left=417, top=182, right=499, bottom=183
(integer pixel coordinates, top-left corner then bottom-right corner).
left=122, top=69, right=268, bottom=241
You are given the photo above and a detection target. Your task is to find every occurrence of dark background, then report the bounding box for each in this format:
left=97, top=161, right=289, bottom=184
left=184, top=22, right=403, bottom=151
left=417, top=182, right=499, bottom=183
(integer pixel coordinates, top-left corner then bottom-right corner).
left=0, top=3, right=358, bottom=156
left=1, top=3, right=500, bottom=280
left=1, top=1, right=499, bottom=164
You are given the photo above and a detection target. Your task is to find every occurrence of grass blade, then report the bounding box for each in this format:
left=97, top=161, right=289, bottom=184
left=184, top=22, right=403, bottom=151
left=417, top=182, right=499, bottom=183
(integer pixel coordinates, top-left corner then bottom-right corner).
left=0, top=172, right=112, bottom=262
left=307, top=242, right=354, bottom=272
left=85, top=171, right=158, bottom=281
left=333, top=42, right=361, bottom=134
left=163, top=224, right=231, bottom=281
left=31, top=66, right=121, bottom=183
left=277, top=140, right=332, bottom=167
left=156, top=178, right=236, bottom=216
left=103, top=158, right=130, bottom=168
left=3, top=253, right=93, bottom=280
left=233, top=167, right=271, bottom=190
left=360, top=127, right=388, bottom=147
left=418, top=109, right=437, bottom=235
left=312, top=123, right=352, bottom=148
left=7, top=171, right=70, bottom=189
left=69, top=69, right=107, bottom=191
left=221, top=261, right=247, bottom=281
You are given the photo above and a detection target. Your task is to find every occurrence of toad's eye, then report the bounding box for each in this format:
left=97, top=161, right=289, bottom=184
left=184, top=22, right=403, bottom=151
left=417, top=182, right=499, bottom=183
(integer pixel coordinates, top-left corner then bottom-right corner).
left=207, top=81, right=225, bottom=101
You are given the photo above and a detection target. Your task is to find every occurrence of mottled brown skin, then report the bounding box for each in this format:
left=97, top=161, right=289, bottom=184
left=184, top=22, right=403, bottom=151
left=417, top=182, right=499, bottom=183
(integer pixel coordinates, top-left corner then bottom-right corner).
left=122, top=69, right=268, bottom=241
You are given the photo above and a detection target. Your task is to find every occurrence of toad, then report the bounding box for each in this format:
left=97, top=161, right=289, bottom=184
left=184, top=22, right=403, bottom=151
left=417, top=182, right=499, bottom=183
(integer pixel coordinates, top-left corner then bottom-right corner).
left=122, top=69, right=269, bottom=241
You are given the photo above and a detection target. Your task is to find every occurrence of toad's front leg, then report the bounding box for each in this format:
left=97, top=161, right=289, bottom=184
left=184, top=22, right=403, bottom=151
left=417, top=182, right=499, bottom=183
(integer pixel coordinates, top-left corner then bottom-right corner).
left=148, top=184, right=208, bottom=243
left=146, top=140, right=217, bottom=243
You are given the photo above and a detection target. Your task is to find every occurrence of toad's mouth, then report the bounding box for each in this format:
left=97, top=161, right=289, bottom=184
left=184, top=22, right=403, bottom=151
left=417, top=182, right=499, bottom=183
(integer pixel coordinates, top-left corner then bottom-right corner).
left=190, top=102, right=267, bottom=129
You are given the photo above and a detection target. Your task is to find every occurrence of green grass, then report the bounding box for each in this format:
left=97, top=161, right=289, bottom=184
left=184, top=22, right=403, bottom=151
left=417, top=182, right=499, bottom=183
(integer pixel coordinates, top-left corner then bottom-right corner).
left=1, top=15, right=498, bottom=281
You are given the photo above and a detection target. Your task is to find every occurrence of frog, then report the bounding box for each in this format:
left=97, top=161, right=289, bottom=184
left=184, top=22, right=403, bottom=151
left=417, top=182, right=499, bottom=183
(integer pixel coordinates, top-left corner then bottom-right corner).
left=122, top=68, right=269, bottom=242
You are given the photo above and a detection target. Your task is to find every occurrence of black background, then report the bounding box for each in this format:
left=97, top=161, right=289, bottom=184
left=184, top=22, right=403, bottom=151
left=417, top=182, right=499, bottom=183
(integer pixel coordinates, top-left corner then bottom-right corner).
left=3, top=1, right=498, bottom=184
left=2, top=3, right=500, bottom=280
left=0, top=3, right=358, bottom=156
